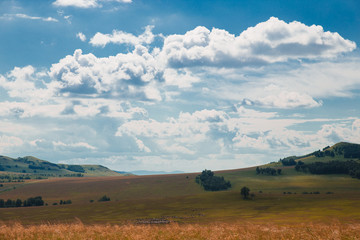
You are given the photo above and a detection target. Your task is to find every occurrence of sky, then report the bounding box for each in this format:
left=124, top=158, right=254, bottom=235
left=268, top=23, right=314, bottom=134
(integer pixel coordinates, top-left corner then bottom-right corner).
left=0, top=0, right=359, bottom=172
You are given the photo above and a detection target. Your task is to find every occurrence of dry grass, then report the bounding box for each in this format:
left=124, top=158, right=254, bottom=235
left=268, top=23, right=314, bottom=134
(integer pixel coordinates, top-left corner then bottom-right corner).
left=0, top=221, right=359, bottom=240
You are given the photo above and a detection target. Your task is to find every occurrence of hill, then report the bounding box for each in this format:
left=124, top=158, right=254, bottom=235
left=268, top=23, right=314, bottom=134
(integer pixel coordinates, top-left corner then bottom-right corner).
left=0, top=155, right=124, bottom=178
left=0, top=142, right=359, bottom=225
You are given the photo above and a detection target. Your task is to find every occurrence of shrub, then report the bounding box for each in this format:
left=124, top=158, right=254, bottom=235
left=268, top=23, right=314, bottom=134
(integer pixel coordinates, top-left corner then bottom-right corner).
left=98, top=195, right=110, bottom=202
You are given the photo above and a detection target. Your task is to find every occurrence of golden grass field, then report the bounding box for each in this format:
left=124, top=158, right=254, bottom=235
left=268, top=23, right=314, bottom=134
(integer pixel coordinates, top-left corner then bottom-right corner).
left=1, top=221, right=360, bottom=239
left=1, top=221, right=360, bottom=240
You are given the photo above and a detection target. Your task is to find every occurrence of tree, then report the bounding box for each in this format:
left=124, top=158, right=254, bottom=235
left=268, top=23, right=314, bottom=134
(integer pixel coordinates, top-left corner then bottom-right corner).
left=98, top=195, right=110, bottom=202
left=15, top=199, right=22, bottom=207
left=277, top=169, right=282, bottom=175
left=5, top=199, right=13, bottom=207
left=195, top=170, right=231, bottom=191
left=240, top=186, right=250, bottom=199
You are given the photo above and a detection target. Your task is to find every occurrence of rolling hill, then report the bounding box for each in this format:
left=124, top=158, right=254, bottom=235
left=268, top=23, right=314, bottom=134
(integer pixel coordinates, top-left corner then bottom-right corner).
left=0, top=155, right=124, bottom=177
left=0, top=142, right=359, bottom=225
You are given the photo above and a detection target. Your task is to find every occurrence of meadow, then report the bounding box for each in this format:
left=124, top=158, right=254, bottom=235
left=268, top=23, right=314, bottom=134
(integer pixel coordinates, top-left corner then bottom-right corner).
left=1, top=167, right=360, bottom=225
left=1, top=148, right=360, bottom=239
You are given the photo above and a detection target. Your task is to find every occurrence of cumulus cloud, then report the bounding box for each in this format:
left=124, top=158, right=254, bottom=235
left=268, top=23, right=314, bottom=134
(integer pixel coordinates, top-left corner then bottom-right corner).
left=48, top=48, right=163, bottom=100
left=90, top=25, right=155, bottom=47
left=76, top=32, right=87, bottom=42
left=0, top=66, right=52, bottom=102
left=318, top=120, right=360, bottom=144
left=161, top=17, right=356, bottom=68
left=53, top=0, right=131, bottom=8
left=1, top=13, right=58, bottom=22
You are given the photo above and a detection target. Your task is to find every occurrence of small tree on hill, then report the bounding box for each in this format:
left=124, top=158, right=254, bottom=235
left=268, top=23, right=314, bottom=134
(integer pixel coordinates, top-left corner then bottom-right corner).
left=240, top=186, right=250, bottom=199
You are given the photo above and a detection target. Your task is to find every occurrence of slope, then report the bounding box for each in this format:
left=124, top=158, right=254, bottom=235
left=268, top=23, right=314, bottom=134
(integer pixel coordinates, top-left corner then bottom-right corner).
left=0, top=155, right=123, bottom=177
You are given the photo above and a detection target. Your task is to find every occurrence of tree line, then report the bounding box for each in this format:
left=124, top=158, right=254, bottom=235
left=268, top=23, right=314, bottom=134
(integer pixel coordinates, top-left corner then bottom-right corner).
left=195, top=170, right=231, bottom=191
left=295, top=160, right=360, bottom=179
left=256, top=167, right=282, bottom=175
left=0, top=196, right=44, bottom=208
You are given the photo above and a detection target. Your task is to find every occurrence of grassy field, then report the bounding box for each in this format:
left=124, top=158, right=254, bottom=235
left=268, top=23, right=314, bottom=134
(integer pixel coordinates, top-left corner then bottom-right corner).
left=1, top=221, right=359, bottom=239
left=1, top=166, right=360, bottom=225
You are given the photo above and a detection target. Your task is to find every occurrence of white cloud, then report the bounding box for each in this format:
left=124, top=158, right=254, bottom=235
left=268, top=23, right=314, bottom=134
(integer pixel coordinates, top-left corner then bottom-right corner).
left=0, top=66, right=52, bottom=102
left=116, top=103, right=360, bottom=160
left=0, top=135, right=23, bottom=152
left=318, top=120, right=360, bottom=144
left=90, top=25, right=155, bottom=47
left=53, top=0, right=100, bottom=8
left=52, top=141, right=97, bottom=150
left=48, top=47, right=162, bottom=100
left=1, top=13, right=58, bottom=22
left=135, top=138, right=151, bottom=153
left=161, top=17, right=356, bottom=68
left=53, top=0, right=131, bottom=8
left=76, top=32, right=86, bottom=42
left=163, top=68, right=200, bottom=88
left=243, top=90, right=322, bottom=108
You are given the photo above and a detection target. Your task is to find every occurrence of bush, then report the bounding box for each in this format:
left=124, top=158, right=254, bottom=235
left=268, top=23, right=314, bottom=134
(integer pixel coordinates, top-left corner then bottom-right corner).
left=98, top=195, right=110, bottom=202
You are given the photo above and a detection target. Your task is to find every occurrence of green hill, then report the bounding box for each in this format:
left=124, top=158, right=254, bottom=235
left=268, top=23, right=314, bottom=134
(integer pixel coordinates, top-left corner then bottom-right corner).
left=0, top=155, right=124, bottom=177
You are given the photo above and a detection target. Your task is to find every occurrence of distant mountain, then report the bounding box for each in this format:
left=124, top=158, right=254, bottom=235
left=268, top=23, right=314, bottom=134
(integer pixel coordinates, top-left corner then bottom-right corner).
left=130, top=170, right=184, bottom=175
left=0, top=155, right=123, bottom=177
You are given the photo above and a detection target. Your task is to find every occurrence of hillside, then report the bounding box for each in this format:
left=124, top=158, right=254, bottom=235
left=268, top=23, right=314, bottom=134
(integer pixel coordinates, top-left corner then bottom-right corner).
left=0, top=155, right=124, bottom=177
left=0, top=142, right=359, bottom=225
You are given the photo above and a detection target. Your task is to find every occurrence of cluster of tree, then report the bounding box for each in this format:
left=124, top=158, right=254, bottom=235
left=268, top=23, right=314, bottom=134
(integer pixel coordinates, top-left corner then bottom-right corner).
left=60, top=199, right=72, bottom=205
left=0, top=196, right=44, bottom=208
left=195, top=170, right=231, bottom=191
left=28, top=165, right=45, bottom=170
left=256, top=167, right=281, bottom=175
left=295, top=160, right=360, bottom=179
left=313, top=150, right=335, bottom=158
left=62, top=173, right=84, bottom=177
left=337, top=144, right=360, bottom=158
left=67, top=165, right=85, bottom=173
left=98, top=195, right=110, bottom=202
left=0, top=174, right=31, bottom=182
left=280, top=158, right=296, bottom=166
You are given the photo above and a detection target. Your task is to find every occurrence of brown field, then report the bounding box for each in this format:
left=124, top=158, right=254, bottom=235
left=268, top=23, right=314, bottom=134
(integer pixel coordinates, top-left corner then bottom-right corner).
left=0, top=221, right=359, bottom=239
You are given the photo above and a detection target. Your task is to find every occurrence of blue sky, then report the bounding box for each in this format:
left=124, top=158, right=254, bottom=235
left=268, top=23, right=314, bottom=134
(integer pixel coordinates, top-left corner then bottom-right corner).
left=0, top=0, right=359, bottom=172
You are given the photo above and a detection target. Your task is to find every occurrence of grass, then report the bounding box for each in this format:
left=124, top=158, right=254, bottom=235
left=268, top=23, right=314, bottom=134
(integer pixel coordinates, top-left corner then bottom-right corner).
left=0, top=221, right=359, bottom=239
left=0, top=172, right=360, bottom=225
left=1, top=153, right=360, bottom=227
